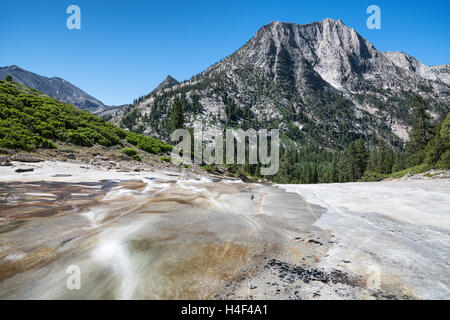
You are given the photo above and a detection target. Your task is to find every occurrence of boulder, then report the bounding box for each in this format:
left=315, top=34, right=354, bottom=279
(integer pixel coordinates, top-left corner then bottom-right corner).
left=12, top=155, right=43, bottom=163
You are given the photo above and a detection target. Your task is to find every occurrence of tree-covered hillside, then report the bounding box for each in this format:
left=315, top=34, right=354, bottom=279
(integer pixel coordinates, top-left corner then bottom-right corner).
left=0, top=80, right=172, bottom=155
left=271, top=96, right=449, bottom=184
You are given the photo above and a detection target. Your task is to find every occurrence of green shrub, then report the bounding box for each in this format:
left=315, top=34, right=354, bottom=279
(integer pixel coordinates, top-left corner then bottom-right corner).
left=437, top=150, right=450, bottom=169
left=121, top=147, right=137, bottom=157
left=201, top=164, right=218, bottom=173
left=125, top=132, right=140, bottom=146
left=66, top=130, right=93, bottom=147
left=389, top=163, right=431, bottom=179
left=121, top=147, right=141, bottom=161
left=359, top=171, right=388, bottom=182
left=126, top=132, right=172, bottom=155
left=160, top=156, right=171, bottom=162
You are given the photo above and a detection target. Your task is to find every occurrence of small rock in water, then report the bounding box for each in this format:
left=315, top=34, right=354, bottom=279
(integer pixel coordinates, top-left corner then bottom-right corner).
left=15, top=168, right=34, bottom=173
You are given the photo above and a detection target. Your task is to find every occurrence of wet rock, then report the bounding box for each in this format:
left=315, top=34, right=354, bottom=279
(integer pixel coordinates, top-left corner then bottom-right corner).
left=15, top=168, right=34, bottom=173
left=12, top=155, right=42, bottom=163
left=308, top=239, right=323, bottom=245
left=266, top=259, right=362, bottom=286
left=0, top=156, right=12, bottom=166
left=66, top=153, right=76, bottom=160
left=1, top=162, right=13, bottom=166
left=89, top=160, right=102, bottom=166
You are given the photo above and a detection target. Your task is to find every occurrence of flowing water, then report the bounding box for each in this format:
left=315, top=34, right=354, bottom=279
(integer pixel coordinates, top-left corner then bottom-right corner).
left=0, top=177, right=328, bottom=299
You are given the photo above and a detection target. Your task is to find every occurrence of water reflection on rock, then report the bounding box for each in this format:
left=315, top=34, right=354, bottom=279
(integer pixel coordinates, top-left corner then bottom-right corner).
left=0, top=178, right=331, bottom=299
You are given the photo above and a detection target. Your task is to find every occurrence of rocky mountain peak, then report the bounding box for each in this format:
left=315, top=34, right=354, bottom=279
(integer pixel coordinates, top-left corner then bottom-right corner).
left=114, top=18, right=449, bottom=146
left=152, top=75, right=179, bottom=94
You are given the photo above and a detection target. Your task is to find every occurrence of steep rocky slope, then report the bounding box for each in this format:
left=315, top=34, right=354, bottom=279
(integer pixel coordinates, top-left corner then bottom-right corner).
left=113, top=18, right=449, bottom=149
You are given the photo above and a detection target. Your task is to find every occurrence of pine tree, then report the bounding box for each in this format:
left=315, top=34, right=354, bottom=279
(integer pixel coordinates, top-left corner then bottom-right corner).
left=405, top=94, right=432, bottom=166
left=425, top=112, right=450, bottom=168
left=170, top=96, right=184, bottom=131
left=354, top=137, right=369, bottom=178
left=412, top=94, right=431, bottom=148
left=311, top=165, right=319, bottom=184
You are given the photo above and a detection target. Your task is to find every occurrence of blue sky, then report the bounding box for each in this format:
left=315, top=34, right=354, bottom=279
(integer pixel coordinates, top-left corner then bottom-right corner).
left=1, top=0, right=449, bottom=106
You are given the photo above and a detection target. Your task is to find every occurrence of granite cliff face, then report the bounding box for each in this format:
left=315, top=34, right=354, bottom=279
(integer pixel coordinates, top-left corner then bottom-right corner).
left=113, top=18, right=449, bottom=148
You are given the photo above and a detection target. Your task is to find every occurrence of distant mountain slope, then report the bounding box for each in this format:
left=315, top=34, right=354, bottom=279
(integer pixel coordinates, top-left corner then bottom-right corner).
left=96, top=76, right=179, bottom=119
left=0, top=65, right=106, bottom=112
left=113, top=18, right=450, bottom=149
left=0, top=79, right=171, bottom=155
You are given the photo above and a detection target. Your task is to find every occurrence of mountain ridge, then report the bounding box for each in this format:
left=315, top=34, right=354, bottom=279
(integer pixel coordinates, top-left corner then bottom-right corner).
left=0, top=65, right=107, bottom=112
left=112, top=18, right=449, bottom=147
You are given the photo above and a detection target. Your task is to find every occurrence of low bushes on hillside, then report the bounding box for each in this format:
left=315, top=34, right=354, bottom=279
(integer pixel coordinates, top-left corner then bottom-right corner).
left=125, top=132, right=172, bottom=155
left=121, top=147, right=141, bottom=161
left=0, top=80, right=172, bottom=156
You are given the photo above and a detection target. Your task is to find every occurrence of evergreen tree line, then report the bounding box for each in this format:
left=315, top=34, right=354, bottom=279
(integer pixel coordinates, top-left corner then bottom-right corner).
left=168, top=93, right=449, bottom=183
left=273, top=94, right=449, bottom=184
